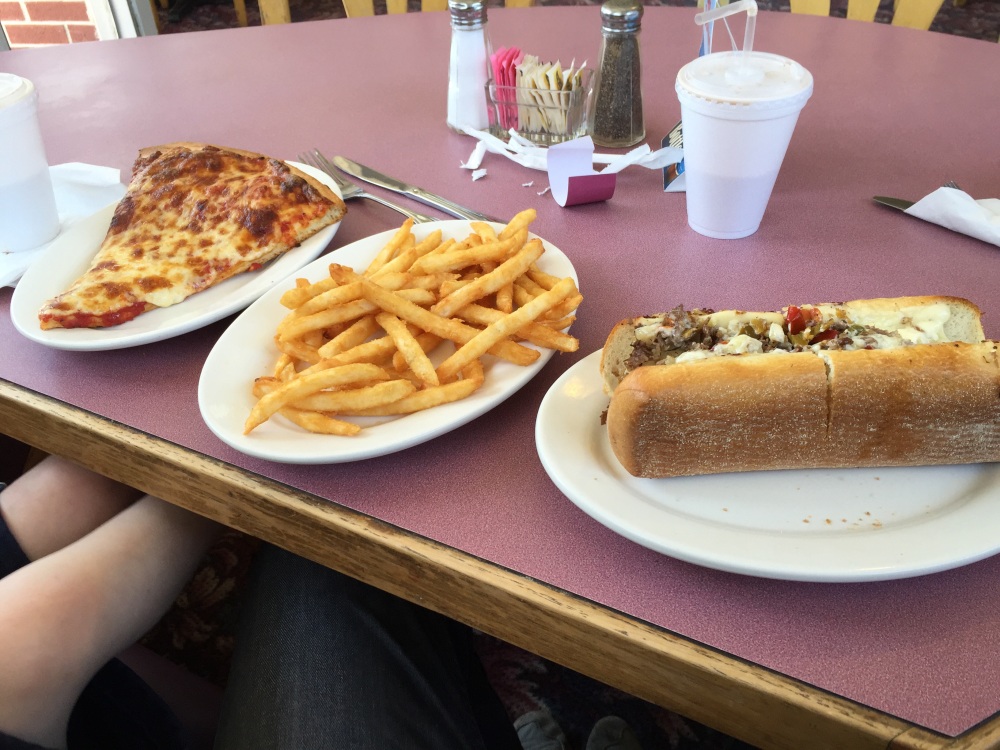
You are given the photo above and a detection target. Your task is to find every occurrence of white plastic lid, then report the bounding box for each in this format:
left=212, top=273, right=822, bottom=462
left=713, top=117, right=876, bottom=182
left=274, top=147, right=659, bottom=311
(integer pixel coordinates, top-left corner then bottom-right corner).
left=676, top=51, right=812, bottom=107
left=0, top=73, right=36, bottom=109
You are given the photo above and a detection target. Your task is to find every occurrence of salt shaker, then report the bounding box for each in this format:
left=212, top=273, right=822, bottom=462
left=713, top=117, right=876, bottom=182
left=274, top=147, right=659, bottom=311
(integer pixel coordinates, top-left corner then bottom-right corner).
left=0, top=73, right=60, bottom=253
left=590, top=0, right=645, bottom=148
left=446, top=0, right=493, bottom=133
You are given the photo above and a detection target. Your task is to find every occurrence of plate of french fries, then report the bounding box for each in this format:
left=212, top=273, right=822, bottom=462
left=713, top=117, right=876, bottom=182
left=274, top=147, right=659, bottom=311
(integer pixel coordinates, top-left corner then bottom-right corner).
left=198, top=210, right=582, bottom=463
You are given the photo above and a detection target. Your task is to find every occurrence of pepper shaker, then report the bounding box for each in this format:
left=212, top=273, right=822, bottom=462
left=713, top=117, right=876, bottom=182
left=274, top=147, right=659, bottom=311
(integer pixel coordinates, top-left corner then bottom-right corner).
left=590, top=0, right=645, bottom=148
left=446, top=0, right=493, bottom=134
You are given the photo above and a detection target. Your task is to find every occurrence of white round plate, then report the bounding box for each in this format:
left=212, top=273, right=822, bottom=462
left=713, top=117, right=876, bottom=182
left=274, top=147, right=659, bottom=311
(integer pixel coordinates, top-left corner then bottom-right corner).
left=536, top=350, right=1000, bottom=583
left=9, top=162, right=342, bottom=351
left=199, top=221, right=577, bottom=464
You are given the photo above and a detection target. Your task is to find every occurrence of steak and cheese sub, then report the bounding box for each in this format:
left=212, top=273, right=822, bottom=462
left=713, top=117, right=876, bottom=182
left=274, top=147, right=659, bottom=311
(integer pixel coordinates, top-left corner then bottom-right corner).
left=600, top=296, right=1000, bottom=478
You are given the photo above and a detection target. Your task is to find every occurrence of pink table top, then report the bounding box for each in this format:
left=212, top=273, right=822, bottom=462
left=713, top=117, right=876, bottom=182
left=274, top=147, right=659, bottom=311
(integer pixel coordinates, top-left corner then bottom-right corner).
left=2, top=8, right=1000, bottom=737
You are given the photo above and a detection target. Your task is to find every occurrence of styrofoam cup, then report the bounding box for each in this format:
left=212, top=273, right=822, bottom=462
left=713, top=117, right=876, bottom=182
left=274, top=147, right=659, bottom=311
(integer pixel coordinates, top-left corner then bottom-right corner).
left=0, top=74, right=60, bottom=253
left=675, top=51, right=813, bottom=239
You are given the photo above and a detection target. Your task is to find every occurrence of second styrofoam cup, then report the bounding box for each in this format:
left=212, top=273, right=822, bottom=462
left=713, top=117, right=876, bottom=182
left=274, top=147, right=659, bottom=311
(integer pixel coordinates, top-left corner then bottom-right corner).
left=675, top=51, right=813, bottom=239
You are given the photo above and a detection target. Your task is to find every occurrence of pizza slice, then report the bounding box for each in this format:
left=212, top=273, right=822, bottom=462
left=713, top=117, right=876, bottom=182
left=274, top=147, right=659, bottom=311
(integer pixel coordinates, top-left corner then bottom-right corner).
left=38, top=142, right=347, bottom=330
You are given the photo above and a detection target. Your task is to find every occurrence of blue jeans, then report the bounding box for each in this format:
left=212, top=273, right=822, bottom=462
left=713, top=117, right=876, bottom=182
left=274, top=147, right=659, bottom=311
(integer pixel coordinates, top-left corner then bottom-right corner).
left=213, top=544, right=522, bottom=750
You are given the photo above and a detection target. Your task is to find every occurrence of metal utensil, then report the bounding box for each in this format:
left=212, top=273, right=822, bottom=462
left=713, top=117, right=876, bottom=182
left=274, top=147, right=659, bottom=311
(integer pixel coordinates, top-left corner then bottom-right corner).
left=332, top=155, right=502, bottom=223
left=298, top=150, right=437, bottom=224
left=873, top=181, right=963, bottom=212
left=873, top=195, right=915, bottom=211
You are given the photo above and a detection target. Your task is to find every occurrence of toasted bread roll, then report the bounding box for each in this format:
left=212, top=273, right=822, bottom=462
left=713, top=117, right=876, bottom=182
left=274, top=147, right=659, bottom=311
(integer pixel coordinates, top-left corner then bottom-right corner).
left=602, top=296, right=1000, bottom=478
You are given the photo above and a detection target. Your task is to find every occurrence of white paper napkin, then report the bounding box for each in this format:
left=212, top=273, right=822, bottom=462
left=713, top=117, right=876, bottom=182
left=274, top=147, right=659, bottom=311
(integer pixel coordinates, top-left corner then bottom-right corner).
left=904, top=187, right=1000, bottom=248
left=460, top=127, right=683, bottom=174
left=0, top=163, right=126, bottom=288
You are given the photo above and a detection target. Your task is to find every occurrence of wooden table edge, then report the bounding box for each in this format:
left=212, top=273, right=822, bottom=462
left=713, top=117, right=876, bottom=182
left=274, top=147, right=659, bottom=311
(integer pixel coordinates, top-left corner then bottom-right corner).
left=3, top=380, right=999, bottom=750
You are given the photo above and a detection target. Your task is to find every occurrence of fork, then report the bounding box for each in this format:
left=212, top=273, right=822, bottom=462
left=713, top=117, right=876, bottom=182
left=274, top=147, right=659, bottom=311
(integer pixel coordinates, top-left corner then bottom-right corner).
left=299, top=149, right=437, bottom=224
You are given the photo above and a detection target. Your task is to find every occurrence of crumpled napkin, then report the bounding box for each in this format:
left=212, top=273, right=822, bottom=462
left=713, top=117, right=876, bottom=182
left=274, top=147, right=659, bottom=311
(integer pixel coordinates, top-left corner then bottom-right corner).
left=0, top=163, right=126, bottom=288
left=905, top=187, right=1000, bottom=248
left=460, top=127, right=684, bottom=175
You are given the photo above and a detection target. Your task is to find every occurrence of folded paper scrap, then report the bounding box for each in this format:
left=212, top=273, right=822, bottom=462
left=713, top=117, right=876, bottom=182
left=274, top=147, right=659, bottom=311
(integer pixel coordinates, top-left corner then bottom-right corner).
left=460, top=128, right=683, bottom=207
left=0, top=163, right=126, bottom=288
left=905, top=187, right=1000, bottom=248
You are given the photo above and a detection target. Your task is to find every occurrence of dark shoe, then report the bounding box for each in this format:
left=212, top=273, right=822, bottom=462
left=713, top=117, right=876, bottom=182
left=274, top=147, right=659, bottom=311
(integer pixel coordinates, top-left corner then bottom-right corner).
left=514, top=709, right=568, bottom=750
left=586, top=716, right=642, bottom=750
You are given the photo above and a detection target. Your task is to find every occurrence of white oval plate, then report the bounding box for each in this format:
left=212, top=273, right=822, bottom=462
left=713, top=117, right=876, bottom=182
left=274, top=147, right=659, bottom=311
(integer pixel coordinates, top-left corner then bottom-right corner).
left=199, top=220, right=577, bottom=464
left=536, top=350, right=1000, bottom=583
left=9, top=162, right=342, bottom=351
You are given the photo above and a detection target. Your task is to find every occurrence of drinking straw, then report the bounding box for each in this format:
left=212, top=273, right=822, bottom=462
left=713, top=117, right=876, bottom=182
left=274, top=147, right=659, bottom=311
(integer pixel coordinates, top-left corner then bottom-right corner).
left=699, top=0, right=717, bottom=56
left=695, top=0, right=757, bottom=57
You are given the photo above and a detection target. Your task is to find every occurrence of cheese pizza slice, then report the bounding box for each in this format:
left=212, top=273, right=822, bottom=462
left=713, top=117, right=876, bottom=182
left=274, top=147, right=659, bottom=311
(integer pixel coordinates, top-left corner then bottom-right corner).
left=38, top=142, right=346, bottom=330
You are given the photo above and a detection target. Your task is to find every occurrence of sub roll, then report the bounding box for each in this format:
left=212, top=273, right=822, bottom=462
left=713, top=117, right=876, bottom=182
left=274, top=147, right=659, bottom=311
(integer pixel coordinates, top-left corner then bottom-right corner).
left=601, top=296, right=1000, bottom=478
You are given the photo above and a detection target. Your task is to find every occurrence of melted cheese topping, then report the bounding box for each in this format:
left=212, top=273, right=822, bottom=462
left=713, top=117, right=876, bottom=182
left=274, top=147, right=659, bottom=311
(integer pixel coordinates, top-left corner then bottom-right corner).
left=842, top=303, right=951, bottom=345
left=38, top=145, right=345, bottom=329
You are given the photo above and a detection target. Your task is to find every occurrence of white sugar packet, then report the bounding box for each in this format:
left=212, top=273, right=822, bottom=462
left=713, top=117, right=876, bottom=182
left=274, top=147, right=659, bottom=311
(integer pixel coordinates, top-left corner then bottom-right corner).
left=905, top=187, right=1000, bottom=248
left=1, top=163, right=126, bottom=288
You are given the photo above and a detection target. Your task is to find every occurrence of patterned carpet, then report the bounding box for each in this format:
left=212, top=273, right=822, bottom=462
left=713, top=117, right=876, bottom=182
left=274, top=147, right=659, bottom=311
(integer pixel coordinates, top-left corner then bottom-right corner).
left=158, top=0, right=1000, bottom=42
left=145, top=3, right=997, bottom=747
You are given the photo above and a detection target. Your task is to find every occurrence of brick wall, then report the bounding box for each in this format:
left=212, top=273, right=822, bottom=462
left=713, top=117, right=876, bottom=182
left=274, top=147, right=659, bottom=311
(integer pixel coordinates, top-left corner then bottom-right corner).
left=1, top=0, right=99, bottom=47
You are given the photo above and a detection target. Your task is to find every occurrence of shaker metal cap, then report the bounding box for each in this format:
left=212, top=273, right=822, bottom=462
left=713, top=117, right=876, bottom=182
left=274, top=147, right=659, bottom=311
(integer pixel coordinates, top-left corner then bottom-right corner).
left=600, top=0, right=642, bottom=32
left=449, top=0, right=487, bottom=27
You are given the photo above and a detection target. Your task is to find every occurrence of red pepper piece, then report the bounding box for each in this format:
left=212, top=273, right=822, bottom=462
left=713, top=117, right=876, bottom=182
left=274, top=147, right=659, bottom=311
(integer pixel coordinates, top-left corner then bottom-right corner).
left=786, top=305, right=806, bottom=335
left=809, top=329, right=838, bottom=344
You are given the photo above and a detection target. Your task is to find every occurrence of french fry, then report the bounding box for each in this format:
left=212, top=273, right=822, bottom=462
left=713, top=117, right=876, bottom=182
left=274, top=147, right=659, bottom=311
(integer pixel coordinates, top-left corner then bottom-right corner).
left=496, top=283, right=514, bottom=314
left=461, top=358, right=485, bottom=387
left=527, top=263, right=561, bottom=290
left=539, top=315, right=576, bottom=331
left=437, top=277, right=576, bottom=383
left=274, top=335, right=322, bottom=364
left=432, top=239, right=545, bottom=318
left=457, top=303, right=579, bottom=352
left=439, top=279, right=471, bottom=297
left=286, top=379, right=416, bottom=413
left=470, top=221, right=498, bottom=242
left=365, top=219, right=414, bottom=275
left=278, top=298, right=377, bottom=341
left=280, top=408, right=362, bottom=435
left=301, top=337, right=399, bottom=375
left=280, top=276, right=340, bottom=309
left=317, top=315, right=380, bottom=359
left=392, top=331, right=441, bottom=372
left=288, top=281, right=363, bottom=318
left=344, top=377, right=483, bottom=416
left=515, top=274, right=548, bottom=299
left=499, top=208, right=536, bottom=240
left=370, top=229, right=444, bottom=279
left=409, top=230, right=527, bottom=275
left=272, top=354, right=294, bottom=378
left=541, top=293, right=583, bottom=322
left=376, top=312, right=440, bottom=387
left=244, top=363, right=390, bottom=434
left=368, top=271, right=455, bottom=292
left=278, top=289, right=435, bottom=342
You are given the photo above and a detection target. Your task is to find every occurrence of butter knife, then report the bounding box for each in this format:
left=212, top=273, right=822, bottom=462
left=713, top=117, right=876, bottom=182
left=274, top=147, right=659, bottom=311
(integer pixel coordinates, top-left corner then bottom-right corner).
left=873, top=196, right=915, bottom=211
left=333, top=155, right=502, bottom=223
